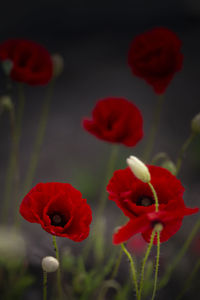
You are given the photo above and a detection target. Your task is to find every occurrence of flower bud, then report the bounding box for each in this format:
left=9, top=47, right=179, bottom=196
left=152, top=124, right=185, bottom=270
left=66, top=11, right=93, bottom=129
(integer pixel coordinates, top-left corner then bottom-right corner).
left=42, top=256, right=59, bottom=273
left=126, top=155, right=151, bottom=183
left=0, top=95, right=13, bottom=112
left=191, top=112, right=200, bottom=134
left=51, top=54, right=64, bottom=78
left=1, top=59, right=13, bottom=76
left=161, top=160, right=177, bottom=175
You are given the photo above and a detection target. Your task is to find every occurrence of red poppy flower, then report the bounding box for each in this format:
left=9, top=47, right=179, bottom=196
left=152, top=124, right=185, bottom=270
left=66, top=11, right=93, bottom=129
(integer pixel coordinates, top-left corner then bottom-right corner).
left=19, top=183, right=92, bottom=241
left=107, top=166, right=191, bottom=218
left=83, top=97, right=143, bottom=147
left=113, top=207, right=198, bottom=245
left=128, top=27, right=183, bottom=94
left=0, top=39, right=53, bottom=85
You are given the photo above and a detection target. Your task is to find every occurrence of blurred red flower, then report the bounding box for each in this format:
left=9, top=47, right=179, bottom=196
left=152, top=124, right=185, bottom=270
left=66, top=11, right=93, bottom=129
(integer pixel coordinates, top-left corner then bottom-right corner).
left=128, top=27, right=183, bottom=94
left=83, top=97, right=143, bottom=147
left=20, top=183, right=92, bottom=241
left=0, top=39, right=53, bottom=85
left=126, top=234, right=147, bottom=255
left=113, top=208, right=198, bottom=245
left=107, top=166, right=187, bottom=218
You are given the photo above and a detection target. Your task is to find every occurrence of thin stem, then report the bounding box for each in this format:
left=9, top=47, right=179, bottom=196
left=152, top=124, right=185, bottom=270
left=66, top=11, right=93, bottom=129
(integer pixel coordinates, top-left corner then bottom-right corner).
left=151, top=232, right=160, bottom=300
left=2, top=83, right=25, bottom=223
left=143, top=94, right=165, bottom=163
left=148, top=182, right=159, bottom=212
left=110, top=247, right=123, bottom=280
left=97, top=145, right=119, bottom=216
left=176, top=258, right=200, bottom=300
left=121, top=243, right=139, bottom=299
left=43, top=271, right=47, bottom=300
left=23, top=80, right=54, bottom=194
left=159, top=218, right=200, bottom=289
left=138, top=231, right=155, bottom=300
left=175, top=131, right=196, bottom=175
left=52, top=235, right=63, bottom=300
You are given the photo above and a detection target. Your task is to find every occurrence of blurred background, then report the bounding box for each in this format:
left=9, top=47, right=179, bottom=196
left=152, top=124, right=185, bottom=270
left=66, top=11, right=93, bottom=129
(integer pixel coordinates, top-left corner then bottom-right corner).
left=0, top=0, right=200, bottom=299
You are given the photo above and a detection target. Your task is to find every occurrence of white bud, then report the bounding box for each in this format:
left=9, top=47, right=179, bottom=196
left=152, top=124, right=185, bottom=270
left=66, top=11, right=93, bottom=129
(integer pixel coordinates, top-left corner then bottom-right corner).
left=42, top=256, right=59, bottom=273
left=51, top=54, right=64, bottom=78
left=126, top=155, right=151, bottom=183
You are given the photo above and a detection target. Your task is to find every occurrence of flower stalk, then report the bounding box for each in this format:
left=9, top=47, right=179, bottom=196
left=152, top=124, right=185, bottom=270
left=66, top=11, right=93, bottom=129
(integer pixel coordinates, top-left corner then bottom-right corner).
left=52, top=236, right=63, bottom=300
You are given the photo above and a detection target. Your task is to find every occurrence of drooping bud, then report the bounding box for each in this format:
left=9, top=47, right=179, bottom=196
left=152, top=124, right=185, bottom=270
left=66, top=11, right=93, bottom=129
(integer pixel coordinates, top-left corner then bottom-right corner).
left=161, top=160, right=177, bottom=175
left=126, top=155, right=151, bottom=183
left=51, top=54, right=64, bottom=78
left=42, top=256, right=59, bottom=273
left=191, top=112, right=200, bottom=134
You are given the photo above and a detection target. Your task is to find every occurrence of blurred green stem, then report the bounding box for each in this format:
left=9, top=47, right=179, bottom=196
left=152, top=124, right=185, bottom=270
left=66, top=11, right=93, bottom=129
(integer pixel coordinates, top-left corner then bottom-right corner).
left=159, top=218, right=200, bottom=289
left=2, top=83, right=25, bottom=223
left=143, top=94, right=165, bottom=163
left=138, top=231, right=155, bottom=300
left=52, top=236, right=63, bottom=300
left=43, top=271, right=47, bottom=300
left=151, top=232, right=160, bottom=300
left=97, top=145, right=119, bottom=216
left=121, top=243, right=139, bottom=299
left=176, top=258, right=200, bottom=300
left=110, top=247, right=123, bottom=280
left=175, top=131, right=196, bottom=175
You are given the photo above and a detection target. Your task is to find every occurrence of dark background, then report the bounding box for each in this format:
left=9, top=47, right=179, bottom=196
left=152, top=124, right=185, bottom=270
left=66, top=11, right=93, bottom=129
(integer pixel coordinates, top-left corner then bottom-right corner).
left=0, top=1, right=200, bottom=299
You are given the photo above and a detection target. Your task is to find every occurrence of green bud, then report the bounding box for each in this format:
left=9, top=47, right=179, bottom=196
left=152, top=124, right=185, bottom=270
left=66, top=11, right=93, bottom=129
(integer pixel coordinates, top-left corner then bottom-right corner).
left=191, top=112, right=200, bottom=134
left=161, top=160, right=177, bottom=175
left=0, top=95, right=13, bottom=112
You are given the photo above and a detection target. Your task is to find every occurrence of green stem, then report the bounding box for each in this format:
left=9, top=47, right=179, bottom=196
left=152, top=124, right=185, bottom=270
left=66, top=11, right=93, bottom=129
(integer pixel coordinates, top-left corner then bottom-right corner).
left=176, top=258, right=200, bottom=300
left=138, top=231, right=155, bottom=300
left=175, top=131, right=196, bottom=175
left=110, top=247, right=123, bottom=280
left=23, top=80, right=54, bottom=194
left=97, top=145, right=119, bottom=216
left=52, top=236, right=63, bottom=300
left=151, top=232, right=160, bottom=300
left=2, top=83, right=25, bottom=223
left=148, top=182, right=159, bottom=212
left=159, top=218, right=200, bottom=289
left=143, top=94, right=165, bottom=163
left=43, top=271, right=47, bottom=300
left=121, top=243, right=139, bottom=299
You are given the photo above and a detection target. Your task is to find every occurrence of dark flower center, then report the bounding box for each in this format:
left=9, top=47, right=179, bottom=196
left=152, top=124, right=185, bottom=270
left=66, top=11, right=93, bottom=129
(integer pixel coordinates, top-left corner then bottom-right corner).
left=49, top=213, right=67, bottom=227
left=136, top=196, right=154, bottom=207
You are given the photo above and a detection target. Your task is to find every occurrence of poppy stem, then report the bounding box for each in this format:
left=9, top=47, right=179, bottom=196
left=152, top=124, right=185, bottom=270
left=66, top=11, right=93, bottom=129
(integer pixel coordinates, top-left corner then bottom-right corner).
left=175, top=131, right=196, bottom=175
left=159, top=218, right=200, bottom=289
left=97, top=145, right=119, bottom=216
left=110, top=247, right=123, bottom=280
left=175, top=258, right=200, bottom=300
left=151, top=231, right=160, bottom=300
left=138, top=230, right=155, bottom=300
left=23, top=80, right=55, bottom=194
left=147, top=182, right=159, bottom=212
left=52, top=236, right=63, bottom=300
left=2, top=83, right=25, bottom=223
left=143, top=94, right=165, bottom=163
left=43, top=271, right=47, bottom=300
left=121, top=243, right=139, bottom=300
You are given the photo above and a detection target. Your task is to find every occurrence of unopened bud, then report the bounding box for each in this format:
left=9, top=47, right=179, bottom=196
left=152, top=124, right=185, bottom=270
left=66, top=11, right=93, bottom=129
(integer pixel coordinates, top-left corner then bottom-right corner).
left=0, top=95, right=13, bottom=112
left=126, top=155, right=151, bottom=183
left=51, top=54, right=64, bottom=78
left=2, top=59, right=13, bottom=76
left=154, top=223, right=164, bottom=232
left=161, top=160, right=177, bottom=175
left=42, top=256, right=59, bottom=273
left=191, top=112, right=200, bottom=134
